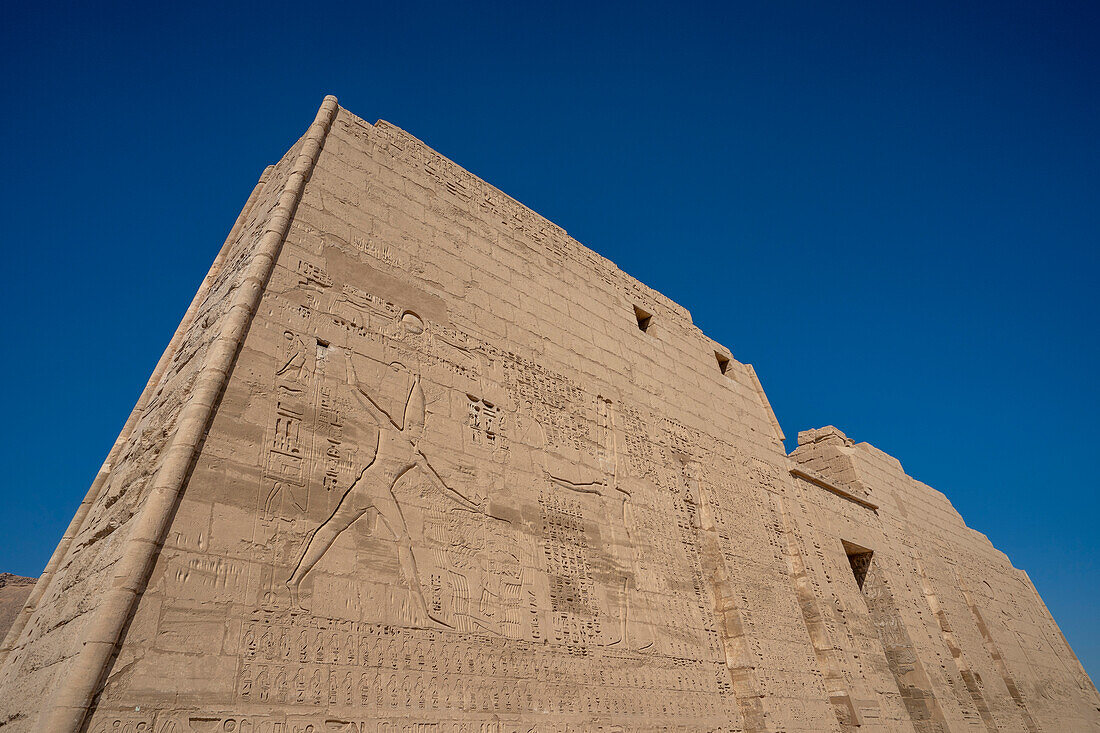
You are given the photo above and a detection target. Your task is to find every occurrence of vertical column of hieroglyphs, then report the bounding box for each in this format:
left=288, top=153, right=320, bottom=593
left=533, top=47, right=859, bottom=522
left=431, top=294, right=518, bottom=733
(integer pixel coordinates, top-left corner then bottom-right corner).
left=913, top=558, right=998, bottom=731
left=954, top=568, right=1039, bottom=732
left=727, top=456, right=840, bottom=731
left=671, top=451, right=764, bottom=730
left=865, top=486, right=999, bottom=729
left=890, top=540, right=996, bottom=729
left=773, top=492, right=861, bottom=731
left=861, top=553, right=951, bottom=732
left=874, top=496, right=989, bottom=729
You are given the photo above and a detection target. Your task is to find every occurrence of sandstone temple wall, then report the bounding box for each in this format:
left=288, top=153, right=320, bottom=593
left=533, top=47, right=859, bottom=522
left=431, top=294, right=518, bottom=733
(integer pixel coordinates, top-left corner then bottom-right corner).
left=0, top=97, right=1095, bottom=733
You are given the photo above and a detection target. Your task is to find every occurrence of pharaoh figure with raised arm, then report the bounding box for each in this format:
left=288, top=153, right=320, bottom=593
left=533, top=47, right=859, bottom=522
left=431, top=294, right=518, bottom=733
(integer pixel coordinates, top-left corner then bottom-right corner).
left=286, top=313, right=485, bottom=626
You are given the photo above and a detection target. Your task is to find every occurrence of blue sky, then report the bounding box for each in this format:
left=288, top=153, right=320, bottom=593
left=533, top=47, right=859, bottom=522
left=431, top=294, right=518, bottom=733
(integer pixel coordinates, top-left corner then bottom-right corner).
left=2, top=1, right=1097, bottom=680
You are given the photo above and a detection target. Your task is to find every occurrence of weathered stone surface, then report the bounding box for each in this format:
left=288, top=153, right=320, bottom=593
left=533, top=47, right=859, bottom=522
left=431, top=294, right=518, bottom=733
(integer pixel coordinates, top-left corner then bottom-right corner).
left=1, top=96, right=1097, bottom=732
left=0, top=575, right=35, bottom=642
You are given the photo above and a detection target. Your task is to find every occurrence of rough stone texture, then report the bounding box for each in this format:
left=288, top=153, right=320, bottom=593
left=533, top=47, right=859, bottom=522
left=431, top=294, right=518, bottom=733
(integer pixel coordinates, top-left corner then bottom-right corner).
left=0, top=575, right=35, bottom=642
left=0, top=98, right=1097, bottom=732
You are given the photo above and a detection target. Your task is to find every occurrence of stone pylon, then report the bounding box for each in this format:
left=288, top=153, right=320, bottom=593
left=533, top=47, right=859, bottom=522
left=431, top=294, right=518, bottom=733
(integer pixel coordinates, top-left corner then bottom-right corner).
left=1, top=96, right=1097, bottom=733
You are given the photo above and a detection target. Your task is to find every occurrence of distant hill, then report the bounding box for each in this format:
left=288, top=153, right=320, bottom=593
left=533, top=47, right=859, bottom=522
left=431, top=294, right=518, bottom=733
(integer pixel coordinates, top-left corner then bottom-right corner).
left=0, top=573, right=36, bottom=641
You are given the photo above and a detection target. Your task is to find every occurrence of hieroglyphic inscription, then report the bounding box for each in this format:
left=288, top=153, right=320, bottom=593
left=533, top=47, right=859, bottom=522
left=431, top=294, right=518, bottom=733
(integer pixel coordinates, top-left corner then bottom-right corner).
left=295, top=256, right=333, bottom=290
left=234, top=611, right=734, bottom=723
left=863, top=557, right=950, bottom=732
left=329, top=284, right=399, bottom=338
left=263, top=332, right=312, bottom=517
left=669, top=461, right=722, bottom=660
left=498, top=349, right=588, bottom=452
left=465, top=396, right=503, bottom=452
left=539, top=491, right=600, bottom=650
left=316, top=374, right=352, bottom=494
left=616, top=404, right=654, bottom=479
left=351, top=233, right=408, bottom=271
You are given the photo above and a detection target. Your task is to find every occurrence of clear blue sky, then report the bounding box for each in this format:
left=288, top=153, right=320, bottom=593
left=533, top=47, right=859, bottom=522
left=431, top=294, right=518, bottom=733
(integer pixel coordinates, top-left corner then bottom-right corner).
left=2, top=1, right=1097, bottom=680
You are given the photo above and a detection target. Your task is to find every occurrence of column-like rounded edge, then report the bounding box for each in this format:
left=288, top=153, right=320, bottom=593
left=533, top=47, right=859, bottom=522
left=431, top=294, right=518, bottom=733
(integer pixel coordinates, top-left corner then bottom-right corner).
left=38, top=94, right=339, bottom=733
left=0, top=164, right=276, bottom=666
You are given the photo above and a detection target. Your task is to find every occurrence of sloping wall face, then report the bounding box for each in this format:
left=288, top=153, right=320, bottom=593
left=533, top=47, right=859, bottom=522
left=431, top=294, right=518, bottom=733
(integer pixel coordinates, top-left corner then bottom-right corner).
left=0, top=575, right=35, bottom=642
left=1, top=100, right=1096, bottom=733
left=0, top=138, right=306, bottom=732
left=790, top=426, right=1100, bottom=731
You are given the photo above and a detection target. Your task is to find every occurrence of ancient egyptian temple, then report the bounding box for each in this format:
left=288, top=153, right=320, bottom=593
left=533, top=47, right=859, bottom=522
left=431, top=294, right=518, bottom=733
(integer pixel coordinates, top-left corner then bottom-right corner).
left=2, top=96, right=1097, bottom=732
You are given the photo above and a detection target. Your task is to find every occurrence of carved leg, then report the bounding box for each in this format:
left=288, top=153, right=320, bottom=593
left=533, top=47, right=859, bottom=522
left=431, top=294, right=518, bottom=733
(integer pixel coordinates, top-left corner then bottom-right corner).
left=374, top=489, right=452, bottom=629
left=286, top=475, right=373, bottom=604
left=264, top=482, right=283, bottom=520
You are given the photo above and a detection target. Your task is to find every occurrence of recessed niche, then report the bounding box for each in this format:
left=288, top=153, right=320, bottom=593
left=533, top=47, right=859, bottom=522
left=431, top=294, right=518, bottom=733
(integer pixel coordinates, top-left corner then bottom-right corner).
left=842, top=539, right=874, bottom=591
left=634, top=305, right=652, bottom=333
left=715, top=351, right=731, bottom=375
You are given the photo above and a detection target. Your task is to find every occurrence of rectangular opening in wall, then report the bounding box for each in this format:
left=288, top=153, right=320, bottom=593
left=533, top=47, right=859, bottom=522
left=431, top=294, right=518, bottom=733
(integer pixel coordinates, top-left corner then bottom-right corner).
left=715, top=351, right=731, bottom=375
left=634, top=305, right=652, bottom=333
left=842, top=539, right=874, bottom=591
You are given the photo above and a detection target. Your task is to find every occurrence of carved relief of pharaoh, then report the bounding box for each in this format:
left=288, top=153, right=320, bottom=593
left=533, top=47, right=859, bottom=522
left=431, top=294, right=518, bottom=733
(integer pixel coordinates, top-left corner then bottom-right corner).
left=285, top=309, right=492, bottom=628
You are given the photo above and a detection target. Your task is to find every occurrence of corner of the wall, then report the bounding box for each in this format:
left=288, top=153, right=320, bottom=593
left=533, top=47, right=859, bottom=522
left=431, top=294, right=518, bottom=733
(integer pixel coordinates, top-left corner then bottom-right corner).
left=744, top=363, right=785, bottom=444
left=33, top=94, right=341, bottom=733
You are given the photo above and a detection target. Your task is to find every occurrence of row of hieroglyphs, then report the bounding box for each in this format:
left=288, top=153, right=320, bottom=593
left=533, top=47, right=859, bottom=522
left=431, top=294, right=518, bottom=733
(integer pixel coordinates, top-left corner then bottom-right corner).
left=237, top=668, right=729, bottom=717
left=237, top=617, right=728, bottom=716
left=93, top=713, right=740, bottom=733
